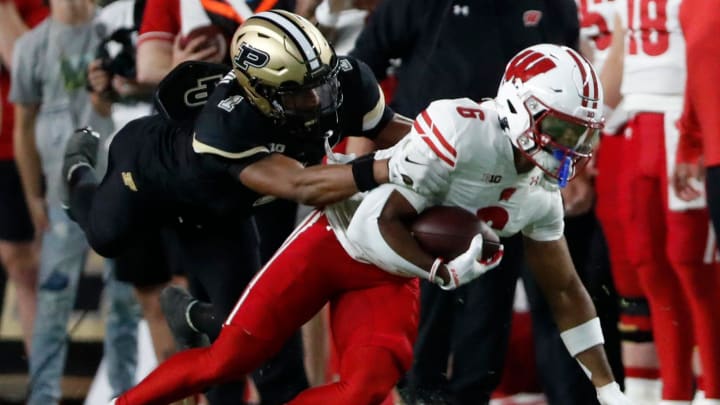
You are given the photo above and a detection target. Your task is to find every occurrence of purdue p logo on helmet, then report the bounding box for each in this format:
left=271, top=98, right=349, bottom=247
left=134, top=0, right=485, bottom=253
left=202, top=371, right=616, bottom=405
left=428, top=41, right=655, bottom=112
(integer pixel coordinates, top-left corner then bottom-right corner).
left=229, top=10, right=340, bottom=122
left=233, top=44, right=270, bottom=71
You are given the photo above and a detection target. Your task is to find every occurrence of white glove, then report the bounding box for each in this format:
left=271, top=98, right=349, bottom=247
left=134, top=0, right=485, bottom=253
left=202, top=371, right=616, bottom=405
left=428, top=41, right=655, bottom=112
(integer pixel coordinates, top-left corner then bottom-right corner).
left=439, top=234, right=504, bottom=290
left=387, top=149, right=447, bottom=196
left=597, top=382, right=633, bottom=405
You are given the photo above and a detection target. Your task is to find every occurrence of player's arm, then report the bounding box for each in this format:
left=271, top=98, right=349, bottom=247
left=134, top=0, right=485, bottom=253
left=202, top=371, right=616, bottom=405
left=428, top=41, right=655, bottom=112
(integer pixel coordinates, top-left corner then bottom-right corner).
left=136, top=39, right=175, bottom=86
left=0, top=1, right=31, bottom=66
left=346, top=185, right=502, bottom=288
left=374, top=113, right=413, bottom=149
left=238, top=153, right=390, bottom=206
left=13, top=103, right=47, bottom=232
left=600, top=13, right=624, bottom=109
left=523, top=236, right=624, bottom=397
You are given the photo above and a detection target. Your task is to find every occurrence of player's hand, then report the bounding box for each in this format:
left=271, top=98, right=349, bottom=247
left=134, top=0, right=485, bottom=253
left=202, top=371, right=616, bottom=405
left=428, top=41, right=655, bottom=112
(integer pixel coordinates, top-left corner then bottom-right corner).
left=672, top=160, right=704, bottom=202
left=596, top=382, right=633, bottom=405
left=387, top=150, right=446, bottom=196
left=438, top=234, right=503, bottom=290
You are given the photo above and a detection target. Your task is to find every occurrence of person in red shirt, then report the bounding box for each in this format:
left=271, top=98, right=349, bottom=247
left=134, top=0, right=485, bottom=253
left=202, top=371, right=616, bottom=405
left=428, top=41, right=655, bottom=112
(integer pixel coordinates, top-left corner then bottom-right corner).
left=0, top=0, right=48, bottom=355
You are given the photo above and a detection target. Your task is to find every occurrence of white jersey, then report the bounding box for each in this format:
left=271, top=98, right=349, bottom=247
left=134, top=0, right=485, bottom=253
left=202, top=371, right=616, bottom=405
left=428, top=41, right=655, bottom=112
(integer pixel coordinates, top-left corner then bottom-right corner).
left=617, top=0, right=685, bottom=111
left=326, top=98, right=565, bottom=275
left=577, top=0, right=617, bottom=72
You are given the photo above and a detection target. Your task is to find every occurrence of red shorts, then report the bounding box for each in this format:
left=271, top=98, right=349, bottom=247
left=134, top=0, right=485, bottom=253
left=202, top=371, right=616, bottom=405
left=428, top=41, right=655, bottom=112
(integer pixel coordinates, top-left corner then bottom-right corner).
left=226, top=210, right=420, bottom=370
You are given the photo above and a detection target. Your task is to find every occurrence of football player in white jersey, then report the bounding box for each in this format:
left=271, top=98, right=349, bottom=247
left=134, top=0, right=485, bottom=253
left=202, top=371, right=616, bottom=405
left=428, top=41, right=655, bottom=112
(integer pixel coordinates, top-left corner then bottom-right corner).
left=112, top=44, right=631, bottom=405
left=578, top=1, right=663, bottom=403
left=602, top=1, right=720, bottom=404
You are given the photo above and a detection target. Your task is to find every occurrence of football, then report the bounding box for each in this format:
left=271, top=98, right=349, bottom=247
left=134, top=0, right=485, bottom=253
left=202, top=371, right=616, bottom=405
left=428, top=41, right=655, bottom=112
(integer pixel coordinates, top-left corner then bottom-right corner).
left=411, top=206, right=501, bottom=261
left=179, top=25, right=227, bottom=57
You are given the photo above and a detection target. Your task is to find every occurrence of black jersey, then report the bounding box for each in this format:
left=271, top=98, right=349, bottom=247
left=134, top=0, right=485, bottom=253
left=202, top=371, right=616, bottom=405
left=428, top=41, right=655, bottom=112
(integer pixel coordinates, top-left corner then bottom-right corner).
left=126, top=55, right=393, bottom=225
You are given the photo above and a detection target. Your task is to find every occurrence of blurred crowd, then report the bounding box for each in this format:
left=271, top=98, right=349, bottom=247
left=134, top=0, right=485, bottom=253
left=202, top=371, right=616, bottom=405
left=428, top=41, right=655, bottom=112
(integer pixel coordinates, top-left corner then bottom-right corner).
left=0, top=0, right=718, bottom=404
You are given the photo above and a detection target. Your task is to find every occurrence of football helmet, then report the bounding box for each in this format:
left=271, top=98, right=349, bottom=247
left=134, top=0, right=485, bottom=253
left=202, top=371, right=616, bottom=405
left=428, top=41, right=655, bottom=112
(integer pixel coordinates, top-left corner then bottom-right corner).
left=230, top=10, right=341, bottom=133
left=496, top=44, right=604, bottom=187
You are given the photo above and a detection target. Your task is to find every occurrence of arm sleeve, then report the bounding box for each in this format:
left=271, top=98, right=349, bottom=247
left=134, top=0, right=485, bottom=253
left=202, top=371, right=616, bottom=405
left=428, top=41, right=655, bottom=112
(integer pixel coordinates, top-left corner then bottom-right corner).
left=353, top=59, right=394, bottom=138
left=346, top=184, right=433, bottom=277
left=348, top=0, right=420, bottom=81
left=375, top=100, right=460, bottom=194
left=521, top=191, right=565, bottom=241
left=19, top=0, right=49, bottom=28
left=8, top=33, right=41, bottom=104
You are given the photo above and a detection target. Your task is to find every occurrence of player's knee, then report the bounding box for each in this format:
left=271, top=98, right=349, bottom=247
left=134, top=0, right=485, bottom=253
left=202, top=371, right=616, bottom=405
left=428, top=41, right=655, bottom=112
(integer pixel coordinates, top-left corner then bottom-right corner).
left=339, top=348, right=402, bottom=404
left=341, top=367, right=399, bottom=405
left=618, top=296, right=653, bottom=343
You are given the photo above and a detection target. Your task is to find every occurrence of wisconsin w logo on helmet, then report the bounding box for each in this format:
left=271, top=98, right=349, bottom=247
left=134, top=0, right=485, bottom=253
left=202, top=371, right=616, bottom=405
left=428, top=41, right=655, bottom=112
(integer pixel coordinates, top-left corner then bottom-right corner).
left=504, top=49, right=558, bottom=83
left=233, top=44, right=270, bottom=71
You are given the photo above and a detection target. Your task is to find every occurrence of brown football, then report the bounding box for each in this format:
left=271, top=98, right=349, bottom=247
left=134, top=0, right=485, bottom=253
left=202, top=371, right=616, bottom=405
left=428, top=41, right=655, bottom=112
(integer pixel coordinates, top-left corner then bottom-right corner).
left=411, top=206, right=501, bottom=261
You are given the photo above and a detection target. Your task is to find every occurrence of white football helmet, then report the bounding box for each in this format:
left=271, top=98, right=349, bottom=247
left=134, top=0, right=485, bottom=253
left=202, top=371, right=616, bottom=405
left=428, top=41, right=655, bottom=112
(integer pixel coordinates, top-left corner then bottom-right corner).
left=496, top=44, right=604, bottom=187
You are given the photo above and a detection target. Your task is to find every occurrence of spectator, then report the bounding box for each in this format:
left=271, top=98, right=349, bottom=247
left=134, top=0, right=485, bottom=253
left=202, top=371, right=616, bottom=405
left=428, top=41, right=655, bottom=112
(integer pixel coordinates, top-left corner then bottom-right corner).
left=0, top=0, right=48, bottom=356
left=8, top=0, right=126, bottom=403
left=576, top=0, right=657, bottom=402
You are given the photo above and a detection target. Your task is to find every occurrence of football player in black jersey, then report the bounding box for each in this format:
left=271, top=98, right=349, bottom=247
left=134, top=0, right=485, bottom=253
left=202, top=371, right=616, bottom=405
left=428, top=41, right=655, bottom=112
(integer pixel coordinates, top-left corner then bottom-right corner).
left=63, top=10, right=415, bottom=404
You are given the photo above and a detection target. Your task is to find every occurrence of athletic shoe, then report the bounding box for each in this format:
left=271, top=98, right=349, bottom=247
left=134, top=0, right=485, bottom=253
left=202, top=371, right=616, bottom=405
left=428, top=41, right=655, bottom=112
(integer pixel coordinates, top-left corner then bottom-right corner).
left=61, top=127, right=100, bottom=209
left=160, top=285, right=209, bottom=350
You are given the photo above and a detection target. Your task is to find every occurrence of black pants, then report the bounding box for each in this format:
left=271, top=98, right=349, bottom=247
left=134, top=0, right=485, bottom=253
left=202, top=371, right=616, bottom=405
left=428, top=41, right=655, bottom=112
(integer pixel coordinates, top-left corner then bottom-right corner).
left=69, top=123, right=308, bottom=404
left=405, top=213, right=621, bottom=405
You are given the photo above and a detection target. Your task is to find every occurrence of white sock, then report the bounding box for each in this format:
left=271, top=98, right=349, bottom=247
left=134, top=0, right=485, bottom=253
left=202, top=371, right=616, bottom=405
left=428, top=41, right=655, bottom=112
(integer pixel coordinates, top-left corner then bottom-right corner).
left=695, top=399, right=720, bottom=405
left=660, top=401, right=692, bottom=405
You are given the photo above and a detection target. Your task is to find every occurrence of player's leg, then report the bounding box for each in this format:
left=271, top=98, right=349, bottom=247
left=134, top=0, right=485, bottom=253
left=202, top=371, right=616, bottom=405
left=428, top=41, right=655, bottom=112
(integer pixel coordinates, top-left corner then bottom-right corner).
left=288, top=270, right=419, bottom=404
left=595, top=132, right=661, bottom=402
left=115, top=211, right=336, bottom=404
left=248, top=199, right=310, bottom=403
left=628, top=113, right=694, bottom=401
left=0, top=160, right=38, bottom=354
left=64, top=119, right=159, bottom=258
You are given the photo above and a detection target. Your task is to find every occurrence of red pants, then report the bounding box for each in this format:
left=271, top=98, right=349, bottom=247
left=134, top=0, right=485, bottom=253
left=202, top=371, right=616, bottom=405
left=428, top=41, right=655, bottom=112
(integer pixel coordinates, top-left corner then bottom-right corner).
left=623, top=113, right=719, bottom=399
left=119, top=211, right=419, bottom=405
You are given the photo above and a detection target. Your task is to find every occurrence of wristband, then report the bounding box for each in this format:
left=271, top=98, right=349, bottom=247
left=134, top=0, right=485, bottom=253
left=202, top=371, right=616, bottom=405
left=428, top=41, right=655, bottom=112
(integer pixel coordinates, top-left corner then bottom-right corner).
left=560, top=317, right=605, bottom=357
left=428, top=257, right=444, bottom=285
left=351, top=153, right=379, bottom=191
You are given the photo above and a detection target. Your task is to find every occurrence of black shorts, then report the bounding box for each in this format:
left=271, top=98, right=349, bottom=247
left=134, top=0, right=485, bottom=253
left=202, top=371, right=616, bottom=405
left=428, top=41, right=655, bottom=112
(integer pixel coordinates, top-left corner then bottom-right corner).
left=0, top=160, right=34, bottom=242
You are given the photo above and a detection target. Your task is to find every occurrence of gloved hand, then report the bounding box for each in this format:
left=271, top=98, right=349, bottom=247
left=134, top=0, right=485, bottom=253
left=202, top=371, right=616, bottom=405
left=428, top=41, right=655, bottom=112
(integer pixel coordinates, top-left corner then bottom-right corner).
left=387, top=147, right=447, bottom=196
left=596, top=382, right=633, bottom=405
left=438, top=234, right=504, bottom=290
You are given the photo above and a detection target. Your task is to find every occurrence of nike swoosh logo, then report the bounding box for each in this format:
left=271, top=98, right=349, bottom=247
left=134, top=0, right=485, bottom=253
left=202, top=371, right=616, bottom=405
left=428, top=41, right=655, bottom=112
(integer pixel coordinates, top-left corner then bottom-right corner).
left=404, top=156, right=426, bottom=165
